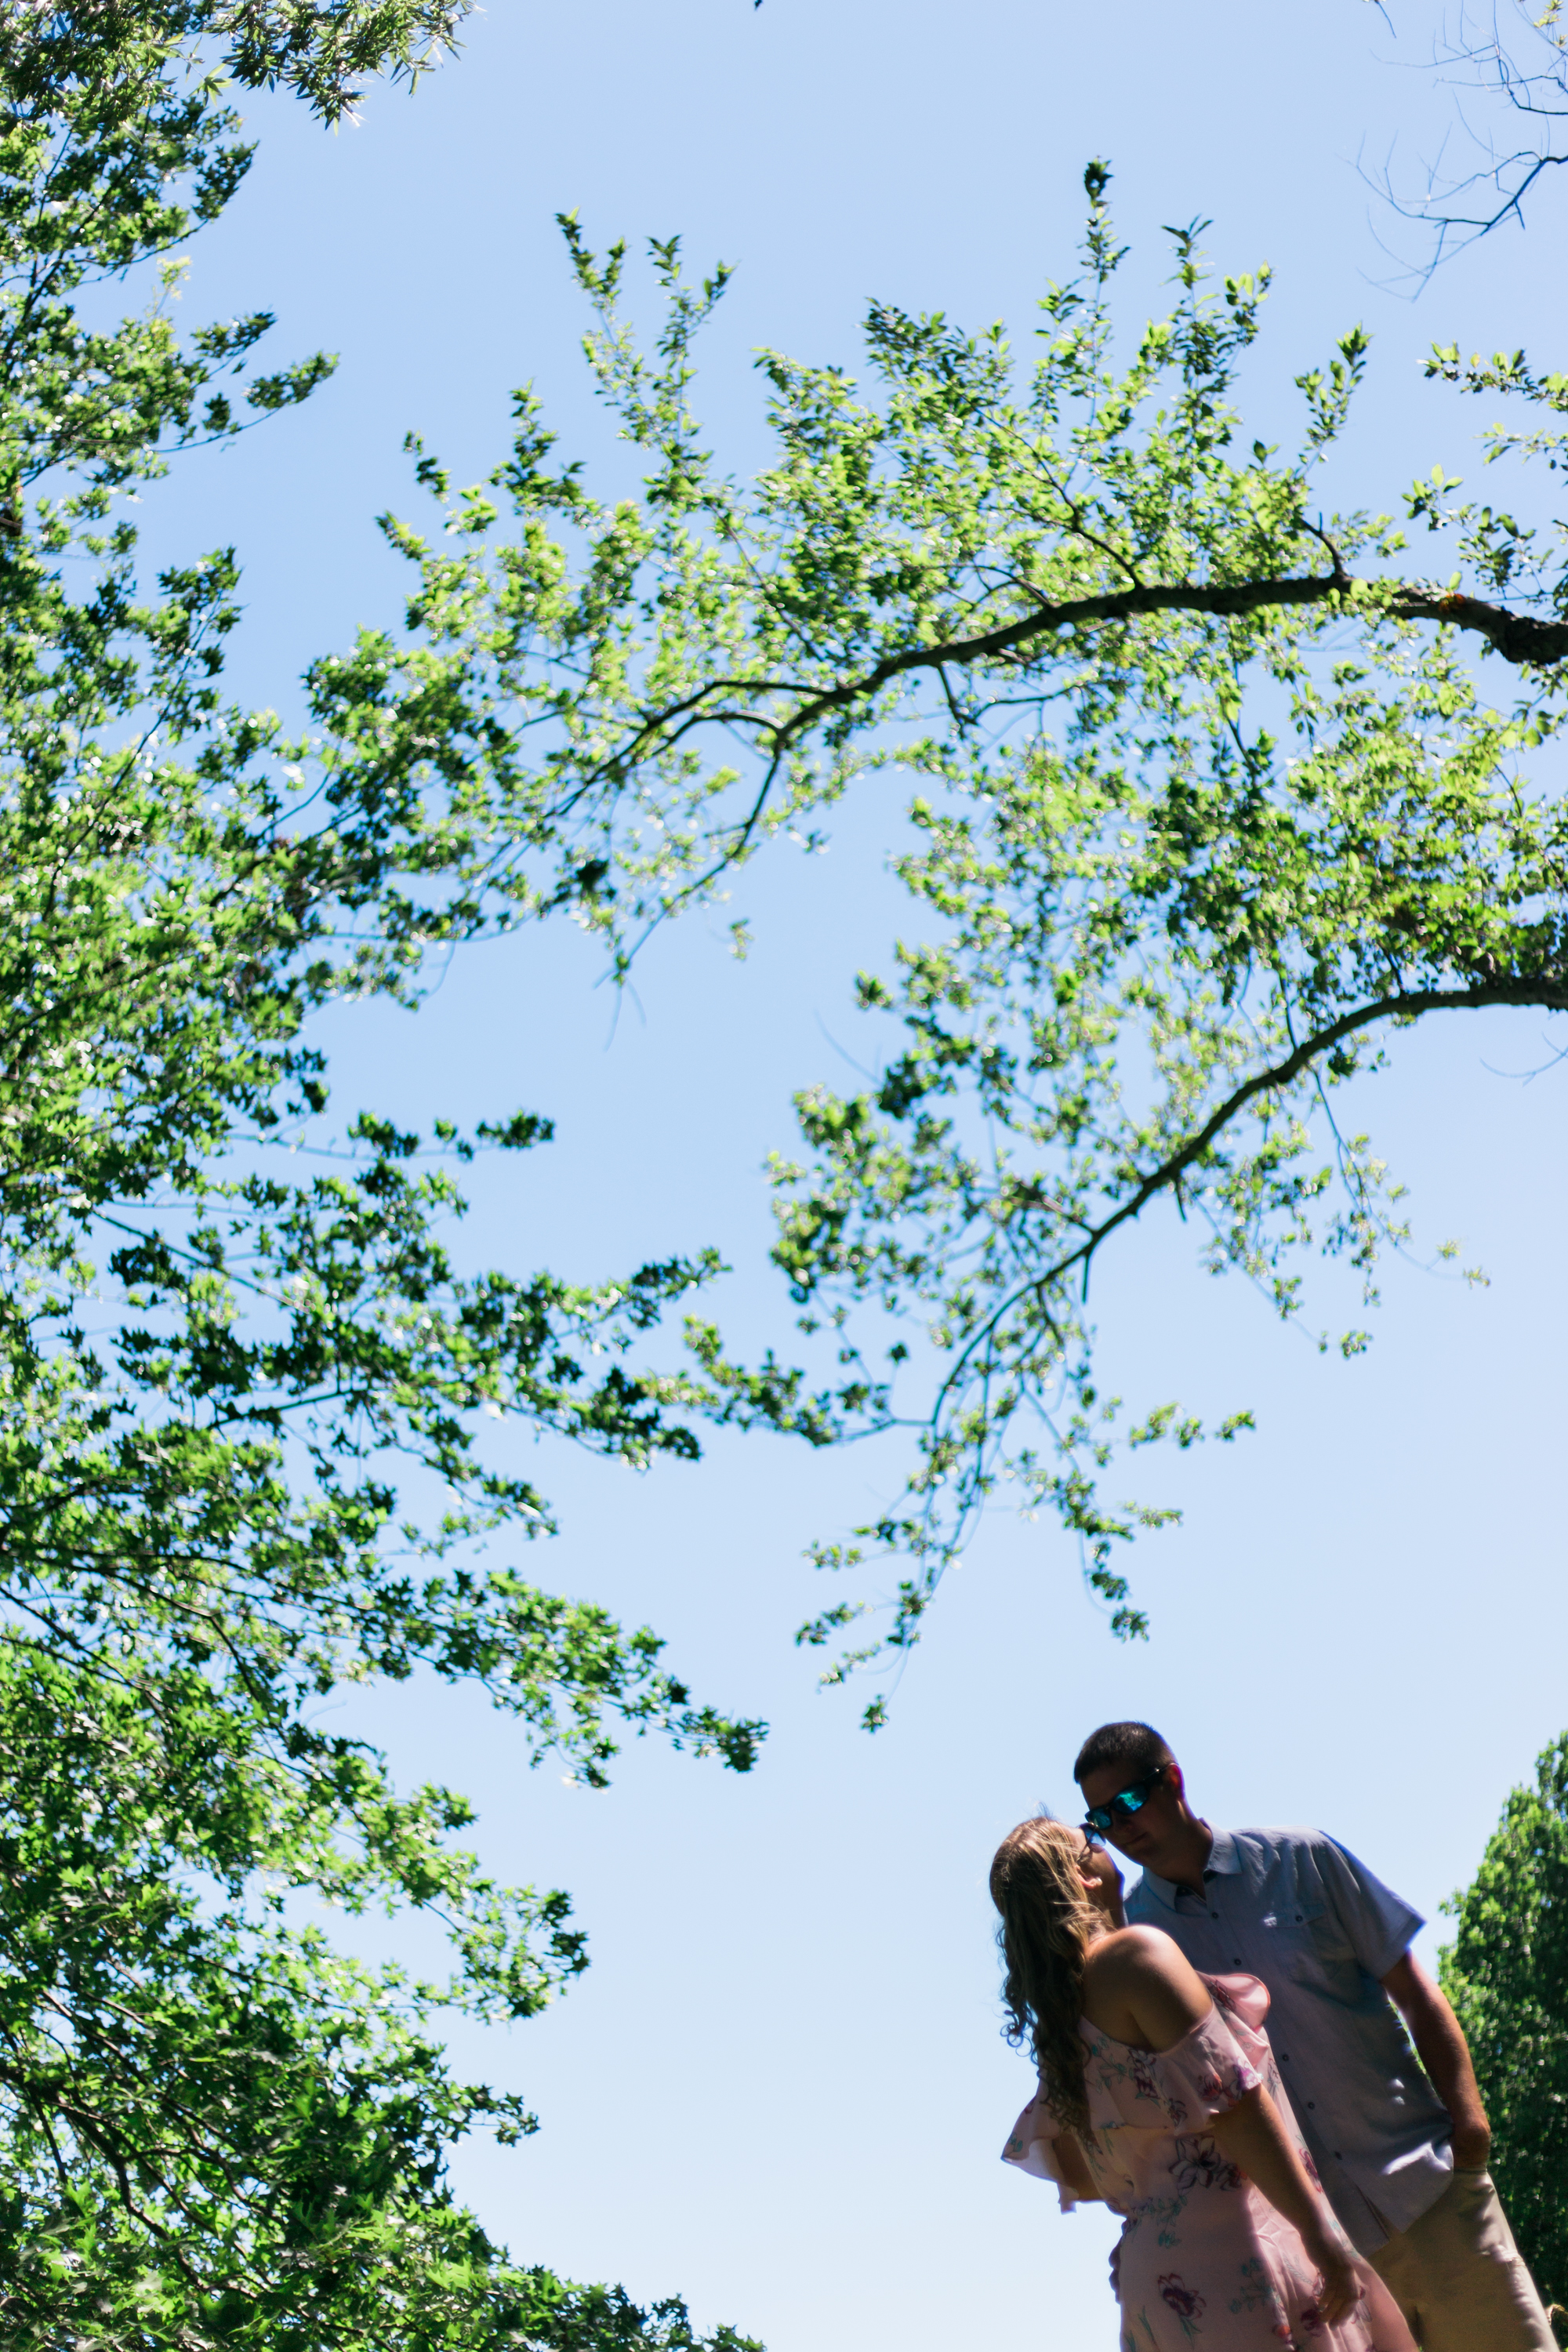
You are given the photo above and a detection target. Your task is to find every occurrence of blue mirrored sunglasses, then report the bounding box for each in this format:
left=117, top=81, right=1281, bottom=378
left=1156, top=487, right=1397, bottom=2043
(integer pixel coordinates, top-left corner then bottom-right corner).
left=1081, top=1763, right=1166, bottom=1837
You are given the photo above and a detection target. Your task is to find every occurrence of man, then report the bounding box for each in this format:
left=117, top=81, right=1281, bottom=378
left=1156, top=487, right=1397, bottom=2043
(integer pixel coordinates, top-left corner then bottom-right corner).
left=1073, top=1719, right=1557, bottom=2352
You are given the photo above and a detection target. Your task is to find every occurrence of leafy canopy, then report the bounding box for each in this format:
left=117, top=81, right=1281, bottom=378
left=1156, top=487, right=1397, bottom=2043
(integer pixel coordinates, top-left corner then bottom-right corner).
left=356, top=167, right=1568, bottom=1716
left=0, top=6, right=762, bottom=2339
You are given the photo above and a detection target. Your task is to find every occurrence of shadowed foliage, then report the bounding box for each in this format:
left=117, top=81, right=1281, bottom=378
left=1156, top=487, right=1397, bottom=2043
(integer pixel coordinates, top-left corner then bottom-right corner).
left=1442, top=1736, right=1568, bottom=2343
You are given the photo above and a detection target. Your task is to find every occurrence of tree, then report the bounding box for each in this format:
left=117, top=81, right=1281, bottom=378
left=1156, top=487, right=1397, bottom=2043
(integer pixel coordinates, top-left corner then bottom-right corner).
left=354, top=172, right=1568, bottom=1716
left=1440, top=1733, right=1568, bottom=2343
left=0, top=8, right=766, bottom=2339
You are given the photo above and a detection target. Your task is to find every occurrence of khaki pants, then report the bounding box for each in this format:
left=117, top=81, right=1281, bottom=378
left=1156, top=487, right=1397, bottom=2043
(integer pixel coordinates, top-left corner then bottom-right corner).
left=1367, top=2170, right=1560, bottom=2352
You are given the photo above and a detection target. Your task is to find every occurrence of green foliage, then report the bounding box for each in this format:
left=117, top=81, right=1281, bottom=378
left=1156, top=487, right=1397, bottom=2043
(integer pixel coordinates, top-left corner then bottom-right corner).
left=0, top=0, right=450, bottom=517
left=354, top=168, right=1568, bottom=1706
left=4, top=0, right=475, bottom=140
left=8, top=0, right=1565, bottom=2321
left=0, top=8, right=763, bottom=2336
left=205, top=0, right=476, bottom=123
left=1441, top=1736, right=1568, bottom=2341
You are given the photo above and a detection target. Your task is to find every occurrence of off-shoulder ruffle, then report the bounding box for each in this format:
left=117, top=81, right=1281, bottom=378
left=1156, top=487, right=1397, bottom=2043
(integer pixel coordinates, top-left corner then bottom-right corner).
left=1087, top=1980, right=1264, bottom=2132
left=997, top=1974, right=1418, bottom=2350
left=1000, top=2093, right=1081, bottom=2212
left=1000, top=1972, right=1268, bottom=2179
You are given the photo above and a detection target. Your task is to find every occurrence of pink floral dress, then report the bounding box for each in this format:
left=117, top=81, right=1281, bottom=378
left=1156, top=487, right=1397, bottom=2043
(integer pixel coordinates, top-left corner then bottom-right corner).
left=1002, top=1973, right=1416, bottom=2352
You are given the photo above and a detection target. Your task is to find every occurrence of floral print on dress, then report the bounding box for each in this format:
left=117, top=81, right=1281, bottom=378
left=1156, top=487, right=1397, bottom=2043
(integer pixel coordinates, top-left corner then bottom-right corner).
left=1171, top=2137, right=1243, bottom=2196
left=1000, top=1973, right=1417, bottom=2352
left=1159, top=2274, right=1206, bottom=2321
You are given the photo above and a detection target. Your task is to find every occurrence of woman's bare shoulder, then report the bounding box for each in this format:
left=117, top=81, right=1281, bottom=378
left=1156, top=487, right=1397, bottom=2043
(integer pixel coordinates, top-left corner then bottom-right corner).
left=1083, top=1924, right=1198, bottom=1991
left=1084, top=1924, right=1213, bottom=2048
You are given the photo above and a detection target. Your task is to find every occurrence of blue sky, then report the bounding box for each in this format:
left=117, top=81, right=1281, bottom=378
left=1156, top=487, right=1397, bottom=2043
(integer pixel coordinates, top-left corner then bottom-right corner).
left=136, top=5, right=1568, bottom=2346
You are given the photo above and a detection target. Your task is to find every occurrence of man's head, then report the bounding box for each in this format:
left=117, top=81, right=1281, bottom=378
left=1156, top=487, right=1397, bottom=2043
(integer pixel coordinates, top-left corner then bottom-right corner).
left=1073, top=1720, right=1207, bottom=1882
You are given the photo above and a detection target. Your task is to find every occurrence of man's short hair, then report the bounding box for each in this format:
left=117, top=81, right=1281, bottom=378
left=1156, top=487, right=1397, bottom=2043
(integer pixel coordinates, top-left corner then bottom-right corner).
left=1073, top=1720, right=1173, bottom=1786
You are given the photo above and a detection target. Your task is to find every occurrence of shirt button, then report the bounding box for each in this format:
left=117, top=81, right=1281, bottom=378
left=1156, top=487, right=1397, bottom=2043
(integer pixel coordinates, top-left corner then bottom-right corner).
left=1307, top=2101, right=1316, bottom=2110
left=1279, top=2054, right=1290, bottom=2063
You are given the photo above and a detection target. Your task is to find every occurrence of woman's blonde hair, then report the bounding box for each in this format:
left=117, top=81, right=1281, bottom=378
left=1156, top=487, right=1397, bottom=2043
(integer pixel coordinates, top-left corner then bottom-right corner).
left=989, top=1816, right=1100, bottom=2137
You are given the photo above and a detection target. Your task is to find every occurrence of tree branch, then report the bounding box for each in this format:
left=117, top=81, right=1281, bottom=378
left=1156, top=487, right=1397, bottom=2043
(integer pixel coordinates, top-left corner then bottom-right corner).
left=933, top=971, right=1568, bottom=1403
left=622, top=569, right=1568, bottom=826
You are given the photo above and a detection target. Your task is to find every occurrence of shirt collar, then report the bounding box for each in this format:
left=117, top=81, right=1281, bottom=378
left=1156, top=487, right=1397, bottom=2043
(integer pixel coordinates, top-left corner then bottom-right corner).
left=1132, top=1824, right=1236, bottom=1910
left=1205, top=1828, right=1240, bottom=1876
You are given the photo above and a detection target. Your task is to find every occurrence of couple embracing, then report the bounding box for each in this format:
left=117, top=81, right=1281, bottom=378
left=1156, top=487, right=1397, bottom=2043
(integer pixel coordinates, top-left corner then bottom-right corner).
left=994, top=1722, right=1557, bottom=2351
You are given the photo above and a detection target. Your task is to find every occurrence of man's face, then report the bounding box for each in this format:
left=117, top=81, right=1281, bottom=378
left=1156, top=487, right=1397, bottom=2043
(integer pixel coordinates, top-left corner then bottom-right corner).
left=1077, top=1758, right=1189, bottom=1877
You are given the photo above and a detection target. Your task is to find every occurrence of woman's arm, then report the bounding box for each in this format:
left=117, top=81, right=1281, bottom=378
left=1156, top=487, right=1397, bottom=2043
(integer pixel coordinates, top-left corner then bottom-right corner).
left=1100, top=1932, right=1360, bottom=2328
left=1207, top=2087, right=1359, bottom=2326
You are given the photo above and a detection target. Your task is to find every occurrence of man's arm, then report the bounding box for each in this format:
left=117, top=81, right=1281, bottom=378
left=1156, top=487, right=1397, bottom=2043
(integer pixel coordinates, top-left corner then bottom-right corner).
left=1380, top=1951, right=1491, bottom=2168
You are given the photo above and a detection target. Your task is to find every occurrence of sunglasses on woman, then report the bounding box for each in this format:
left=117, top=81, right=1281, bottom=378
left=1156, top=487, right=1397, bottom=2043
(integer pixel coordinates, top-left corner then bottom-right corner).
left=1080, top=1762, right=1167, bottom=1837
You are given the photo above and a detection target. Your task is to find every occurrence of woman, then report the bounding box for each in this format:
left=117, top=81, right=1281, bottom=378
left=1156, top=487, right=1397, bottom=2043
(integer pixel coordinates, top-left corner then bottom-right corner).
left=991, top=1816, right=1417, bottom=2351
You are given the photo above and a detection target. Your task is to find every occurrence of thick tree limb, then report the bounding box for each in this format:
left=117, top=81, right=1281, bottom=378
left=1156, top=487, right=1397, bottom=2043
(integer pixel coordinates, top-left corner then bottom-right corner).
left=1386, top=585, right=1568, bottom=665
left=631, top=572, right=1568, bottom=787
left=817, top=572, right=1568, bottom=727
left=626, top=574, right=1568, bottom=915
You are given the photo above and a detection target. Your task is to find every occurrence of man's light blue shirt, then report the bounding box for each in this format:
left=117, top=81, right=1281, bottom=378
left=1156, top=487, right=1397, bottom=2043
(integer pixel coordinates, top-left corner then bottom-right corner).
left=1123, top=1825, right=1454, bottom=2253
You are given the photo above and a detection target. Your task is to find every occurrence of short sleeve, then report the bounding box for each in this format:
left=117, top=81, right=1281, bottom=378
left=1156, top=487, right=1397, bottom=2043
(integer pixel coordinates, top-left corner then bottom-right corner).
left=1144, top=2005, right=1261, bottom=2128
left=1313, top=1836, right=1424, bottom=1980
left=1000, top=2092, right=1080, bottom=2212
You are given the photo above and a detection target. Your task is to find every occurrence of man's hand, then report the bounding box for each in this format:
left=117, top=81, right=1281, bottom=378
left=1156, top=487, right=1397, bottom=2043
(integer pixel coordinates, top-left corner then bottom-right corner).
left=1380, top=1952, right=1491, bottom=2170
